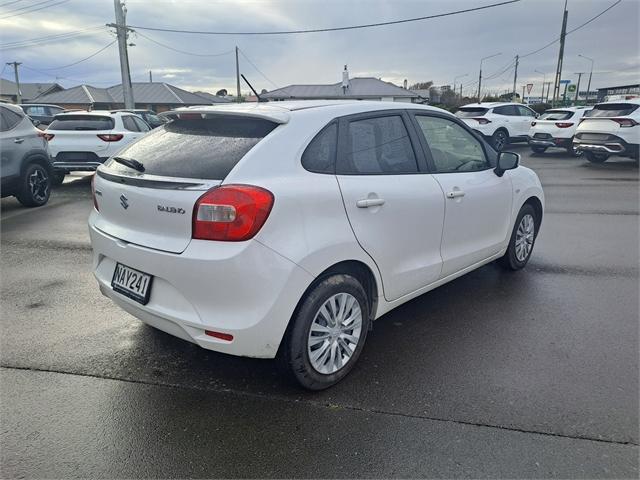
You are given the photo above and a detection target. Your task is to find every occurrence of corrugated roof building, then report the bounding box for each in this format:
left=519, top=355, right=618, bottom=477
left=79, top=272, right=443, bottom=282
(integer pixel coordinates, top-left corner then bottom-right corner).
left=0, top=78, right=64, bottom=103
left=31, top=82, right=214, bottom=112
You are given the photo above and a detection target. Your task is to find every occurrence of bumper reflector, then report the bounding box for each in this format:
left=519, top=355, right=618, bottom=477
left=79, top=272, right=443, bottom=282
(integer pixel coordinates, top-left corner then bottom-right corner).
left=205, top=330, right=234, bottom=342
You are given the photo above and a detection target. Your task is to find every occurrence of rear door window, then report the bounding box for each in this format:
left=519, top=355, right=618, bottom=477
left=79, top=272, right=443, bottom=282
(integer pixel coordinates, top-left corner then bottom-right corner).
left=122, top=116, right=140, bottom=132
left=584, top=103, right=639, bottom=117
left=104, top=116, right=278, bottom=180
left=517, top=106, right=536, bottom=117
left=301, top=122, right=337, bottom=173
left=132, top=116, right=150, bottom=132
left=48, top=115, right=115, bottom=131
left=0, top=106, right=23, bottom=131
left=455, top=107, right=489, bottom=118
left=493, top=105, right=518, bottom=116
left=539, top=110, right=574, bottom=120
left=337, top=115, right=418, bottom=174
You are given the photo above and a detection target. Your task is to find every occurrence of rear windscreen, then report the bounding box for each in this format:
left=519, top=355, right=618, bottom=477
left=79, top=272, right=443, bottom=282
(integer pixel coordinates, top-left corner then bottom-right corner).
left=104, top=116, right=278, bottom=180
left=455, top=107, right=489, bottom=118
left=584, top=103, right=639, bottom=118
left=49, top=115, right=115, bottom=131
left=539, top=110, right=573, bottom=120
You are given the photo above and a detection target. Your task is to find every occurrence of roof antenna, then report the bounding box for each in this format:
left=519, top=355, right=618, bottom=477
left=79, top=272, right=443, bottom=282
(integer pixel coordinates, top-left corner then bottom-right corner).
left=241, top=74, right=266, bottom=102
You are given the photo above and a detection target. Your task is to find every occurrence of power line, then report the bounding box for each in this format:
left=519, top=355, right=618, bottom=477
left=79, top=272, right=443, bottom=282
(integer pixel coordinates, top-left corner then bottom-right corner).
left=135, top=31, right=234, bottom=57
left=0, top=0, right=56, bottom=15
left=0, top=0, right=69, bottom=19
left=0, top=26, right=106, bottom=50
left=20, top=64, right=116, bottom=85
left=40, top=39, right=117, bottom=70
left=128, top=0, right=521, bottom=35
left=238, top=48, right=279, bottom=89
left=0, top=0, right=25, bottom=8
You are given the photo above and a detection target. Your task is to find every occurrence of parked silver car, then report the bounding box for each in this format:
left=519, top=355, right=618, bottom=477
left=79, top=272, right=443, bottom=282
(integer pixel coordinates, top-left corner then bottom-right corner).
left=0, top=103, right=53, bottom=207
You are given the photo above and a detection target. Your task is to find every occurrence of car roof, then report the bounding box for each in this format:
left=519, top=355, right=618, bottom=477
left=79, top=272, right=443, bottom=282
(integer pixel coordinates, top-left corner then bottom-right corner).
left=20, top=103, right=64, bottom=108
left=460, top=102, right=523, bottom=109
left=164, top=100, right=449, bottom=124
left=1, top=103, right=25, bottom=115
left=545, top=106, right=591, bottom=112
left=596, top=98, right=640, bottom=105
left=53, top=110, right=132, bottom=118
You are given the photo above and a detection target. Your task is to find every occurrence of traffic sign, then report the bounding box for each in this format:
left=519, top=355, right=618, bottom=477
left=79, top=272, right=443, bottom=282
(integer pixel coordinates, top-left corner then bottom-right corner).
left=567, top=84, right=577, bottom=93
left=560, top=79, right=570, bottom=84
left=526, top=83, right=534, bottom=94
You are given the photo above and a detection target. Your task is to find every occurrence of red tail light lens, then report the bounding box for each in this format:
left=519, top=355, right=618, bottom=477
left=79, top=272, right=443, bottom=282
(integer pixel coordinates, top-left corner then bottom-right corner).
left=97, top=133, right=124, bottom=142
left=555, top=122, right=574, bottom=128
left=38, top=132, right=55, bottom=141
left=611, top=118, right=638, bottom=127
left=91, top=174, right=99, bottom=211
left=193, top=185, right=274, bottom=241
left=472, top=117, right=491, bottom=124
left=531, top=121, right=537, bottom=127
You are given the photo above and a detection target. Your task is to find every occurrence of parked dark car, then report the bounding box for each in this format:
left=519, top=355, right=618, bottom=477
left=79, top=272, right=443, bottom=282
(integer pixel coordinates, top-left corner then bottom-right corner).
left=111, top=109, right=167, bottom=128
left=1, top=103, right=53, bottom=207
left=20, top=104, right=65, bottom=128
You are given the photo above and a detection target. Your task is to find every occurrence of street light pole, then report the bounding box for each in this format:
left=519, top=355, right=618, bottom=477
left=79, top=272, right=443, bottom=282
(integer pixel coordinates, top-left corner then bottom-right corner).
left=535, top=69, right=546, bottom=104
left=454, top=73, right=468, bottom=99
left=579, top=54, right=594, bottom=104
left=477, top=52, right=501, bottom=102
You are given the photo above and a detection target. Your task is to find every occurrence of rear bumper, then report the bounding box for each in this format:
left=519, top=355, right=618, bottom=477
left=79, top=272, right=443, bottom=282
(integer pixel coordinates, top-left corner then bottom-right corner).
left=53, top=152, right=109, bottom=171
left=573, top=135, right=639, bottom=157
left=88, top=213, right=314, bottom=358
left=528, top=136, right=572, bottom=148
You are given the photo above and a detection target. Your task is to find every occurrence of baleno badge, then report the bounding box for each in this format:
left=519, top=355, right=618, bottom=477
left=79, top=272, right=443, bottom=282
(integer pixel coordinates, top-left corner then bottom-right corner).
left=157, top=205, right=186, bottom=214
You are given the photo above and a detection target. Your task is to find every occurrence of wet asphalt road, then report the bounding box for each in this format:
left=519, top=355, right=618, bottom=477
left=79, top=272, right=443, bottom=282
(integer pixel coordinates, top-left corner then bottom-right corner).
left=1, top=146, right=638, bottom=478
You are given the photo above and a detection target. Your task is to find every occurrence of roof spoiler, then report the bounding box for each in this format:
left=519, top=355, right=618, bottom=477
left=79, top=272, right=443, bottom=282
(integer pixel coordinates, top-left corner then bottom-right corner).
left=160, top=106, right=289, bottom=124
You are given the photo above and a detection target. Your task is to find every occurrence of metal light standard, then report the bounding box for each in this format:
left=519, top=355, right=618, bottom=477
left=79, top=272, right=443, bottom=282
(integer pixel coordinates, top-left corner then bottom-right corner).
left=535, top=69, right=546, bottom=104
left=454, top=73, right=468, bottom=100
left=477, top=52, right=501, bottom=102
left=578, top=54, right=594, bottom=104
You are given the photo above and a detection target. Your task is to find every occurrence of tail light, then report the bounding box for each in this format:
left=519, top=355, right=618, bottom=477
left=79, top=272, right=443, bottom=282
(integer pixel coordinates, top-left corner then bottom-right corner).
left=38, top=132, right=55, bottom=141
left=531, top=121, right=537, bottom=126
left=91, top=174, right=99, bottom=211
left=555, top=122, right=574, bottom=128
left=472, top=117, right=491, bottom=124
left=193, top=185, right=274, bottom=241
left=97, top=133, right=124, bottom=142
left=611, top=118, right=638, bottom=127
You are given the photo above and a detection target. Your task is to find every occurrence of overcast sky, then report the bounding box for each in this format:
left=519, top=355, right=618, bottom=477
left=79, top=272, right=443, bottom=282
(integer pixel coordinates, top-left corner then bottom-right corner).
left=1, top=0, right=638, bottom=97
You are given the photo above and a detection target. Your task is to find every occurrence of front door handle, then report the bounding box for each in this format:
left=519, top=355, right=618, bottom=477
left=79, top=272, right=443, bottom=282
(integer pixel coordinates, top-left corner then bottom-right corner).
left=14, top=138, right=24, bottom=144
left=356, top=198, right=385, bottom=208
left=446, top=190, right=465, bottom=199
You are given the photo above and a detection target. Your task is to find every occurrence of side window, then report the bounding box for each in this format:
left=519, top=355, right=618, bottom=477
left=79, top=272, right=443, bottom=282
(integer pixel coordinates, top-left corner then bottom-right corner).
left=415, top=115, right=489, bottom=173
left=493, top=105, right=518, bottom=116
left=338, top=115, right=418, bottom=174
left=25, top=106, right=46, bottom=116
left=122, top=115, right=140, bottom=132
left=517, top=106, right=535, bottom=117
left=133, top=116, right=150, bottom=132
left=0, top=107, right=23, bottom=132
left=301, top=122, right=337, bottom=173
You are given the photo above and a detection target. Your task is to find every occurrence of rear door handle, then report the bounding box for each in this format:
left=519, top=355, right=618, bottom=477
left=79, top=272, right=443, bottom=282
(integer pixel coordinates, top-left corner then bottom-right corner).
left=356, top=198, right=385, bottom=208
left=14, top=138, right=24, bottom=144
left=446, top=190, right=465, bottom=199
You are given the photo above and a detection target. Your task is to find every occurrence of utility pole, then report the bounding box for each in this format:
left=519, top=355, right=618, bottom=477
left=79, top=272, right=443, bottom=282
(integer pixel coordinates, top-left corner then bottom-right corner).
left=552, top=0, right=568, bottom=106
left=112, top=0, right=134, bottom=109
left=459, top=83, right=462, bottom=98
left=521, top=85, right=526, bottom=104
left=574, top=72, right=583, bottom=104
left=235, top=46, right=241, bottom=101
left=535, top=69, right=546, bottom=105
left=6, top=62, right=22, bottom=104
left=579, top=54, right=594, bottom=104
left=149, top=70, right=152, bottom=83
left=545, top=82, right=552, bottom=103
left=512, top=55, right=519, bottom=102
left=477, top=52, right=501, bottom=102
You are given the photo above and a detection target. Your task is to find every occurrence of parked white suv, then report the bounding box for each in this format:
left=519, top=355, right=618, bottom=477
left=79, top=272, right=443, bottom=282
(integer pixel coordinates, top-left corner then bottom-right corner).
left=573, top=99, right=640, bottom=163
left=89, top=101, right=544, bottom=389
left=456, top=102, right=538, bottom=151
left=528, top=106, right=591, bottom=156
left=44, top=111, right=151, bottom=183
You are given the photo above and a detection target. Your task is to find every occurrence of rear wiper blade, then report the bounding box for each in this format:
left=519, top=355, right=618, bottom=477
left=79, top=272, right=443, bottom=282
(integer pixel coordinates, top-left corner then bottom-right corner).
left=112, top=156, right=145, bottom=173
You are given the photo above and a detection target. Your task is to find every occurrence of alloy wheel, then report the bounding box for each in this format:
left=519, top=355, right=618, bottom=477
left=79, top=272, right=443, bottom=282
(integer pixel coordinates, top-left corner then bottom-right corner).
left=28, top=167, right=49, bottom=203
left=515, top=213, right=535, bottom=262
left=307, top=292, right=363, bottom=375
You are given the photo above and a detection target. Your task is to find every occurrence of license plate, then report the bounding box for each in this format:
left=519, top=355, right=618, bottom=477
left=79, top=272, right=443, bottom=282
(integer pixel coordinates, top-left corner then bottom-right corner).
left=111, top=263, right=153, bottom=305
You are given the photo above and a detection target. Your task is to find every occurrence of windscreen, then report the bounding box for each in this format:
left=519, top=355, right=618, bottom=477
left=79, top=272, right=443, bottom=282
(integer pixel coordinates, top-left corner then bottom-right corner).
left=455, top=107, right=489, bottom=118
left=539, top=110, right=573, bottom=120
left=48, top=115, right=115, bottom=131
left=584, top=103, right=639, bottom=117
left=104, top=116, right=278, bottom=180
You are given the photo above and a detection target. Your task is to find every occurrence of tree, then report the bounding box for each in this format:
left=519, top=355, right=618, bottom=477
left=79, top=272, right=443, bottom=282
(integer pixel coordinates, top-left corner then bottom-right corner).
left=408, top=81, right=433, bottom=90
left=216, top=88, right=228, bottom=96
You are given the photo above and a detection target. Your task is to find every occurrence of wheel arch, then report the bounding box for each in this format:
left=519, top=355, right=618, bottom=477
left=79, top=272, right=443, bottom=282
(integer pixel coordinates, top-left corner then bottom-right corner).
left=20, top=152, right=52, bottom=176
left=523, top=195, right=543, bottom=235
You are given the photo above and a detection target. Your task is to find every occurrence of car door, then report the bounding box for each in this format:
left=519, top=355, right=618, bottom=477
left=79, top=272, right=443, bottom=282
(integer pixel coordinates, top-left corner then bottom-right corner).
left=411, top=113, right=513, bottom=278
left=0, top=106, right=26, bottom=182
left=335, top=111, right=445, bottom=301
left=516, top=105, right=536, bottom=136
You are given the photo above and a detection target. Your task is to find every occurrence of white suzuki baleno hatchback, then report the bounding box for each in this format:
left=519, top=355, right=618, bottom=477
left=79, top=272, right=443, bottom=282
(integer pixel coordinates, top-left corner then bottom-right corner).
left=89, top=101, right=544, bottom=389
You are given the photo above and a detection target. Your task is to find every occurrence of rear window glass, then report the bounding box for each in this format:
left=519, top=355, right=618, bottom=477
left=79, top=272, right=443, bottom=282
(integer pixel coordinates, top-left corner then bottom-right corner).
left=302, top=122, right=337, bottom=173
left=584, top=103, right=639, bottom=117
left=455, top=107, right=489, bottom=118
left=539, top=110, right=574, bottom=120
left=104, top=116, right=277, bottom=180
left=49, top=115, right=115, bottom=131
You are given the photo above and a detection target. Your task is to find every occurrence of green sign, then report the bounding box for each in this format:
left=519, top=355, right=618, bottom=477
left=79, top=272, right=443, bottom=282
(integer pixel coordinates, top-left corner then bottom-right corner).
left=567, top=84, right=577, bottom=93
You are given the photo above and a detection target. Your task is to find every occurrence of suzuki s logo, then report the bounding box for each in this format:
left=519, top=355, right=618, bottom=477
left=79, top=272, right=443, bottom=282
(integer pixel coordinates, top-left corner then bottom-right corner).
left=157, top=205, right=185, bottom=214
left=120, top=194, right=129, bottom=210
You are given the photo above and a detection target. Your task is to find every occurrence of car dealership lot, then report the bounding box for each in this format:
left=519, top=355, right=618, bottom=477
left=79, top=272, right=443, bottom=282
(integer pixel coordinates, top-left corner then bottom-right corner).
left=1, top=147, right=638, bottom=478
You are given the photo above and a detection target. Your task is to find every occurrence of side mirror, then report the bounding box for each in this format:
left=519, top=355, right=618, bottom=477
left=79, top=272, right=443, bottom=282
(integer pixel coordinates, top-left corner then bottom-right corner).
left=535, top=113, right=540, bottom=118
left=31, top=119, right=41, bottom=127
left=495, top=151, right=519, bottom=177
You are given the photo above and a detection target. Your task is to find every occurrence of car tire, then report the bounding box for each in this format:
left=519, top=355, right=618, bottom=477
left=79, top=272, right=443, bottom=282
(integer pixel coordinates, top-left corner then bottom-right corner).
left=584, top=151, right=609, bottom=163
left=491, top=129, right=508, bottom=151
left=51, top=172, right=65, bottom=186
left=498, top=204, right=537, bottom=271
left=282, top=274, right=370, bottom=390
left=531, top=146, right=547, bottom=154
left=16, top=162, right=51, bottom=208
